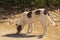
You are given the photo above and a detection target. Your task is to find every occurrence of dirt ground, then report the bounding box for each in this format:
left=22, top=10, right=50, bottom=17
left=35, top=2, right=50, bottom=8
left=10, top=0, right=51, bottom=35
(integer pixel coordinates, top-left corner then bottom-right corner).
left=0, top=11, right=60, bottom=40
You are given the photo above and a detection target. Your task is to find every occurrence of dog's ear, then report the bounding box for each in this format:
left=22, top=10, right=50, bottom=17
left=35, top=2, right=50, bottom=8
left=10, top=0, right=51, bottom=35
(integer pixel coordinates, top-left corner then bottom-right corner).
left=44, top=9, right=50, bottom=16
left=27, top=11, right=32, bottom=18
left=43, top=9, right=48, bottom=15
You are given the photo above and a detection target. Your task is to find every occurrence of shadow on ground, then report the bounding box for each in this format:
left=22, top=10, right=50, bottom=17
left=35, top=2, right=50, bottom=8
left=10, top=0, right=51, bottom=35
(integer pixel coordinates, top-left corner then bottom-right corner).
left=2, top=33, right=43, bottom=38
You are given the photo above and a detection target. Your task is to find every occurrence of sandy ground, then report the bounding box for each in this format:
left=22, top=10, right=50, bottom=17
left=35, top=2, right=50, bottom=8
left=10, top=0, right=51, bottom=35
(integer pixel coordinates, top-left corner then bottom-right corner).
left=0, top=11, right=60, bottom=40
